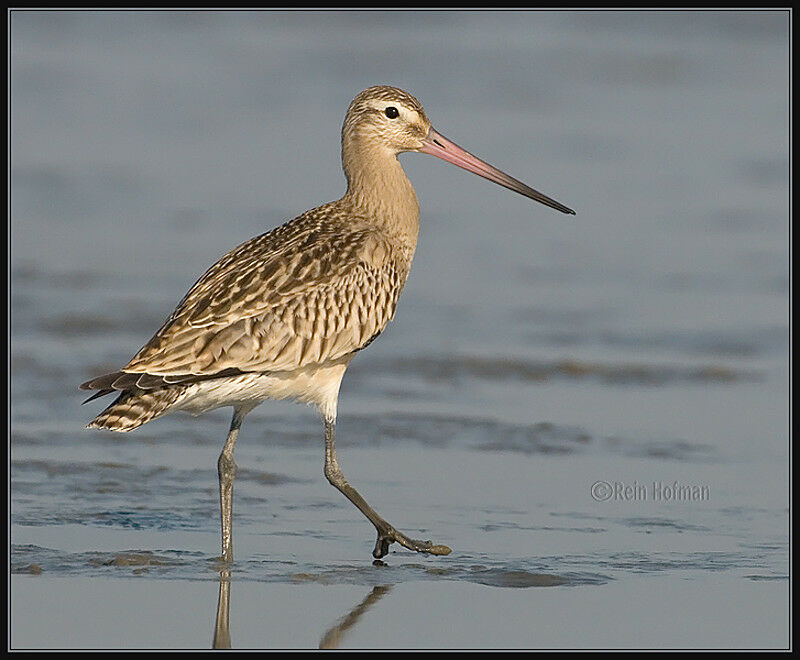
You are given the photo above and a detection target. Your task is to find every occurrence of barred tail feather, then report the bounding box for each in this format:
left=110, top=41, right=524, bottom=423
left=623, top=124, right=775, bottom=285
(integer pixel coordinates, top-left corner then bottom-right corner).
left=87, top=388, right=184, bottom=432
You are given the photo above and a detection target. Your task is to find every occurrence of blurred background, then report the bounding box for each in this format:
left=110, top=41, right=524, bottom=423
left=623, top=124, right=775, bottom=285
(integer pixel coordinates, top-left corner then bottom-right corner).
left=10, top=10, right=789, bottom=649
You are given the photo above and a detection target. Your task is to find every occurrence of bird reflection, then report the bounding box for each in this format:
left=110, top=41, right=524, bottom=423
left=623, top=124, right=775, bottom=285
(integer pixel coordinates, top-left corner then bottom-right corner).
left=212, top=569, right=232, bottom=649
left=211, top=568, right=393, bottom=649
left=318, top=585, right=393, bottom=649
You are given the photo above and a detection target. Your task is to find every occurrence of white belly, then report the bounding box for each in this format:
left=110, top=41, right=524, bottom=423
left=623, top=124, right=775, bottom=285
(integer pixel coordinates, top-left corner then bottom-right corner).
left=174, top=357, right=352, bottom=421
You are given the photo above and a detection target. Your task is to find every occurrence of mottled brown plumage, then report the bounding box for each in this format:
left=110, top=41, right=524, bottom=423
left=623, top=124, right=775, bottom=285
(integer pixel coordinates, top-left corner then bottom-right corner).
left=82, top=203, right=412, bottom=430
left=81, top=84, right=573, bottom=561
left=110, top=208, right=406, bottom=376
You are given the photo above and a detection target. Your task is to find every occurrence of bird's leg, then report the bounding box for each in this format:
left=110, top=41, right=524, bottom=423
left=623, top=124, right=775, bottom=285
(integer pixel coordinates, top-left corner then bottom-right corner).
left=323, top=416, right=451, bottom=559
left=218, top=406, right=248, bottom=564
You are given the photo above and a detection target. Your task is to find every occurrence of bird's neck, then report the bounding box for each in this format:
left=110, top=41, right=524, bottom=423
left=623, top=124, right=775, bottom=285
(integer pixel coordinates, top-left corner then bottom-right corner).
left=341, top=143, right=420, bottom=246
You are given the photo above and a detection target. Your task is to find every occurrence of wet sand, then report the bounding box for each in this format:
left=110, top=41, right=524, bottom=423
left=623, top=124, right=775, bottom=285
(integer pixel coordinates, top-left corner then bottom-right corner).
left=11, top=574, right=788, bottom=649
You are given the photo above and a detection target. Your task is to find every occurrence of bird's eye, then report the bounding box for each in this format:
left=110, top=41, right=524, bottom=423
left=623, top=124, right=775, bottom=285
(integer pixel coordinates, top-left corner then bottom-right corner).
left=384, top=106, right=399, bottom=119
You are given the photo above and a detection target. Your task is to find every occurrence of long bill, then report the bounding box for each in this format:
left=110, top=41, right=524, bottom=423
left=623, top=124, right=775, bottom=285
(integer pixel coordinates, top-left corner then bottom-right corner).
left=418, top=128, right=575, bottom=215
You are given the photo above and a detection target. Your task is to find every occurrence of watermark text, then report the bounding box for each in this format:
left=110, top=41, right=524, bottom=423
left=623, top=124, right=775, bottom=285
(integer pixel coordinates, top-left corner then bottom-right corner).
left=591, top=480, right=710, bottom=502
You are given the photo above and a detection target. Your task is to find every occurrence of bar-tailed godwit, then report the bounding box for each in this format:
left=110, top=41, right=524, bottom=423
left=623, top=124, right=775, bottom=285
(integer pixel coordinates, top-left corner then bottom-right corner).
left=81, top=85, right=574, bottom=562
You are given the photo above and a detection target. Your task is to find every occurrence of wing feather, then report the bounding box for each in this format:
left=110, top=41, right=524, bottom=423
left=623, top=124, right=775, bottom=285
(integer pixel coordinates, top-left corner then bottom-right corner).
left=105, top=204, right=411, bottom=383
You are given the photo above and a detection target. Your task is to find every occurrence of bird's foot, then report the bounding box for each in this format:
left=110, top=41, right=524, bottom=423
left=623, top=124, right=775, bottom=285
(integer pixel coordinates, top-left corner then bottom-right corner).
left=213, top=550, right=234, bottom=571
left=372, top=525, right=451, bottom=559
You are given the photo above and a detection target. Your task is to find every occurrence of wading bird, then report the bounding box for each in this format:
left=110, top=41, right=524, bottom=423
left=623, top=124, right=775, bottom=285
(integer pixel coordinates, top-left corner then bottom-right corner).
left=81, top=85, right=574, bottom=562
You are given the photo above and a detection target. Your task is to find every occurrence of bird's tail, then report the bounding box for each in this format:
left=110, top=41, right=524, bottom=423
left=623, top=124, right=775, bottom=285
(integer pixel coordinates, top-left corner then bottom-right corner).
left=87, top=388, right=184, bottom=432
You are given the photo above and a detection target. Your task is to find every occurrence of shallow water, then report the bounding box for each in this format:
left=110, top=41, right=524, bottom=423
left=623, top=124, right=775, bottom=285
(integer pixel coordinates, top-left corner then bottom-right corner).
left=10, top=10, right=788, bottom=649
